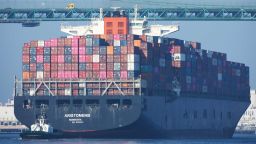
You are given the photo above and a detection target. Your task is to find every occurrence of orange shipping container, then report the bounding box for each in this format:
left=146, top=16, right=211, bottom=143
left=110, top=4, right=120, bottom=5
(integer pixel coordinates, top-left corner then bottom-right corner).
left=134, top=40, right=141, bottom=47
left=107, top=46, right=114, bottom=54
left=22, top=72, right=30, bottom=80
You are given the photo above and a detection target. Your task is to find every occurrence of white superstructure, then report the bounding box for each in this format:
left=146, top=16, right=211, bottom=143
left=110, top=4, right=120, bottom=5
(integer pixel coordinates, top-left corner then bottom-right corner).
left=61, top=7, right=179, bottom=37
left=236, top=90, right=256, bottom=132
left=0, top=99, right=27, bottom=131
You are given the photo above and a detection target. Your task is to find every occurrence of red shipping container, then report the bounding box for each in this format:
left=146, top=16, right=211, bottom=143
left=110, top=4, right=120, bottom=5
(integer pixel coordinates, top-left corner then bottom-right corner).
left=120, top=54, right=127, bottom=62
left=51, top=63, right=58, bottom=71
left=23, top=47, right=30, bottom=55
left=100, top=71, right=106, bottom=79
left=30, top=63, right=36, bottom=71
left=121, top=71, right=127, bottom=79
left=44, top=71, right=51, bottom=78
left=51, top=55, right=58, bottom=63
left=22, top=55, right=30, bottom=63
left=51, top=47, right=58, bottom=55
left=65, top=63, right=72, bottom=71
left=44, top=63, right=51, bottom=71
left=36, top=47, right=44, bottom=55
left=30, top=41, right=38, bottom=47
left=72, top=47, right=78, bottom=55
left=57, top=47, right=64, bottom=55
left=79, top=47, right=86, bottom=54
left=93, top=63, right=100, bottom=70
left=50, top=39, right=58, bottom=47
left=107, top=71, right=113, bottom=79
left=72, top=55, right=78, bottom=63
left=79, top=38, right=86, bottom=47
left=85, top=55, right=92, bottom=62
left=107, top=55, right=113, bottom=62
left=58, top=71, right=65, bottom=78
left=72, top=63, right=78, bottom=71
left=36, top=55, right=44, bottom=63
left=79, top=71, right=86, bottom=78
left=58, top=55, right=64, bottom=63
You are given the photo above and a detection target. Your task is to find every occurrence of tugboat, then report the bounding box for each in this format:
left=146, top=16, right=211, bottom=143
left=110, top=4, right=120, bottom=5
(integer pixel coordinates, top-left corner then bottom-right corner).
left=20, top=104, right=60, bottom=139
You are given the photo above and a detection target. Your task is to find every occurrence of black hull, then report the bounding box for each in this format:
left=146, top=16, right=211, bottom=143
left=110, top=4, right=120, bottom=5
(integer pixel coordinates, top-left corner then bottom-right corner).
left=15, top=95, right=249, bottom=139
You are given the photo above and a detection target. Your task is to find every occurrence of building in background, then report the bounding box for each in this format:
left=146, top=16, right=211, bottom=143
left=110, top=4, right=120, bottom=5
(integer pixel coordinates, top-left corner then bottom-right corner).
left=236, top=90, right=256, bottom=133
left=0, top=98, right=27, bottom=133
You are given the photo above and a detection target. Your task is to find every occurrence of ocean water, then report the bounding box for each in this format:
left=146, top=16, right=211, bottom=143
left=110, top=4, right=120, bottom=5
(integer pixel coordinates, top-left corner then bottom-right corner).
left=1, top=134, right=256, bottom=144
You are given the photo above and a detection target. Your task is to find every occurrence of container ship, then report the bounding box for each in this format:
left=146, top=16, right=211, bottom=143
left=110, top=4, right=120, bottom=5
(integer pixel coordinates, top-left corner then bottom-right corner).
left=14, top=8, right=250, bottom=139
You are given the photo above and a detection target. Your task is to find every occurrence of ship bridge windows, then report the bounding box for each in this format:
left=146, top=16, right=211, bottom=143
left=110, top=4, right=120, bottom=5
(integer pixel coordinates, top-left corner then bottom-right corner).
left=35, top=100, right=49, bottom=108
left=56, top=100, right=70, bottom=107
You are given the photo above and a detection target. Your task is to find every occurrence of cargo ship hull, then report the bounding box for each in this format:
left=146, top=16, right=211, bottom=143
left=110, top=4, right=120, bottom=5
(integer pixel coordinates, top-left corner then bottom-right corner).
left=14, top=95, right=249, bottom=138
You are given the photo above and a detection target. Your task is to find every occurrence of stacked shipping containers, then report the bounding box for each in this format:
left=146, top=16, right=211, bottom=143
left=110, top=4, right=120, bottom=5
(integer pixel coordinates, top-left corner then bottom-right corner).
left=22, top=34, right=250, bottom=97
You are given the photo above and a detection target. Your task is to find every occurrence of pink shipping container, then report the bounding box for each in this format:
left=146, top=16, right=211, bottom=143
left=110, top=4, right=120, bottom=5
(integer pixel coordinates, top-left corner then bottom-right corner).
left=114, top=34, right=120, bottom=40
left=79, top=47, right=86, bottom=54
left=30, top=64, right=36, bottom=71
left=72, top=38, right=78, bottom=47
left=44, top=40, right=51, bottom=47
left=71, top=71, right=78, bottom=78
left=50, top=39, right=58, bottom=47
left=51, top=47, right=58, bottom=55
left=72, top=47, right=78, bottom=55
left=72, top=64, right=78, bottom=71
left=72, top=55, right=78, bottom=63
left=58, top=64, right=65, bottom=71
left=79, top=55, right=86, bottom=62
left=65, top=64, right=72, bottom=71
left=121, top=71, right=128, bottom=79
left=58, top=55, right=64, bottom=63
left=57, top=47, right=64, bottom=55
left=24, top=43, right=30, bottom=48
left=64, top=71, right=72, bottom=78
left=51, top=55, right=58, bottom=63
left=22, top=55, right=30, bottom=63
left=100, top=71, right=106, bottom=79
left=36, top=55, right=44, bottom=63
left=58, top=71, right=65, bottom=78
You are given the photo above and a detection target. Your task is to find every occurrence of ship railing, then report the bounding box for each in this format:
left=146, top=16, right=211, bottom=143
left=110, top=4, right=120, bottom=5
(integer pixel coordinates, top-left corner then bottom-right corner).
left=14, top=76, right=142, bottom=97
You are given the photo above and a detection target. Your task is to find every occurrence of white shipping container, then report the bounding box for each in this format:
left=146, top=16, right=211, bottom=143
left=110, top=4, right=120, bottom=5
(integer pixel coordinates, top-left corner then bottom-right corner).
left=29, top=89, right=35, bottom=96
left=36, top=71, right=44, bottom=79
left=127, top=62, right=139, bottom=70
left=173, top=53, right=186, bottom=61
left=65, top=88, right=71, bottom=96
left=93, top=55, right=99, bottom=63
left=38, top=40, right=45, bottom=47
left=127, top=54, right=140, bottom=63
left=114, top=40, right=120, bottom=46
left=159, top=58, right=165, bottom=67
left=79, top=83, right=85, bottom=88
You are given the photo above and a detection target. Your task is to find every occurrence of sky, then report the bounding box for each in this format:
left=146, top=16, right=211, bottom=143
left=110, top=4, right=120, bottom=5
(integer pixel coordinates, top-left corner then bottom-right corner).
left=0, top=0, right=256, bottom=102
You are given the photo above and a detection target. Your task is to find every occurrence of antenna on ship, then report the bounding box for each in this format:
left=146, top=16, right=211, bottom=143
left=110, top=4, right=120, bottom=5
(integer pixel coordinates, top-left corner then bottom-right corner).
left=99, top=8, right=103, bottom=20
left=134, top=4, right=138, bottom=20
